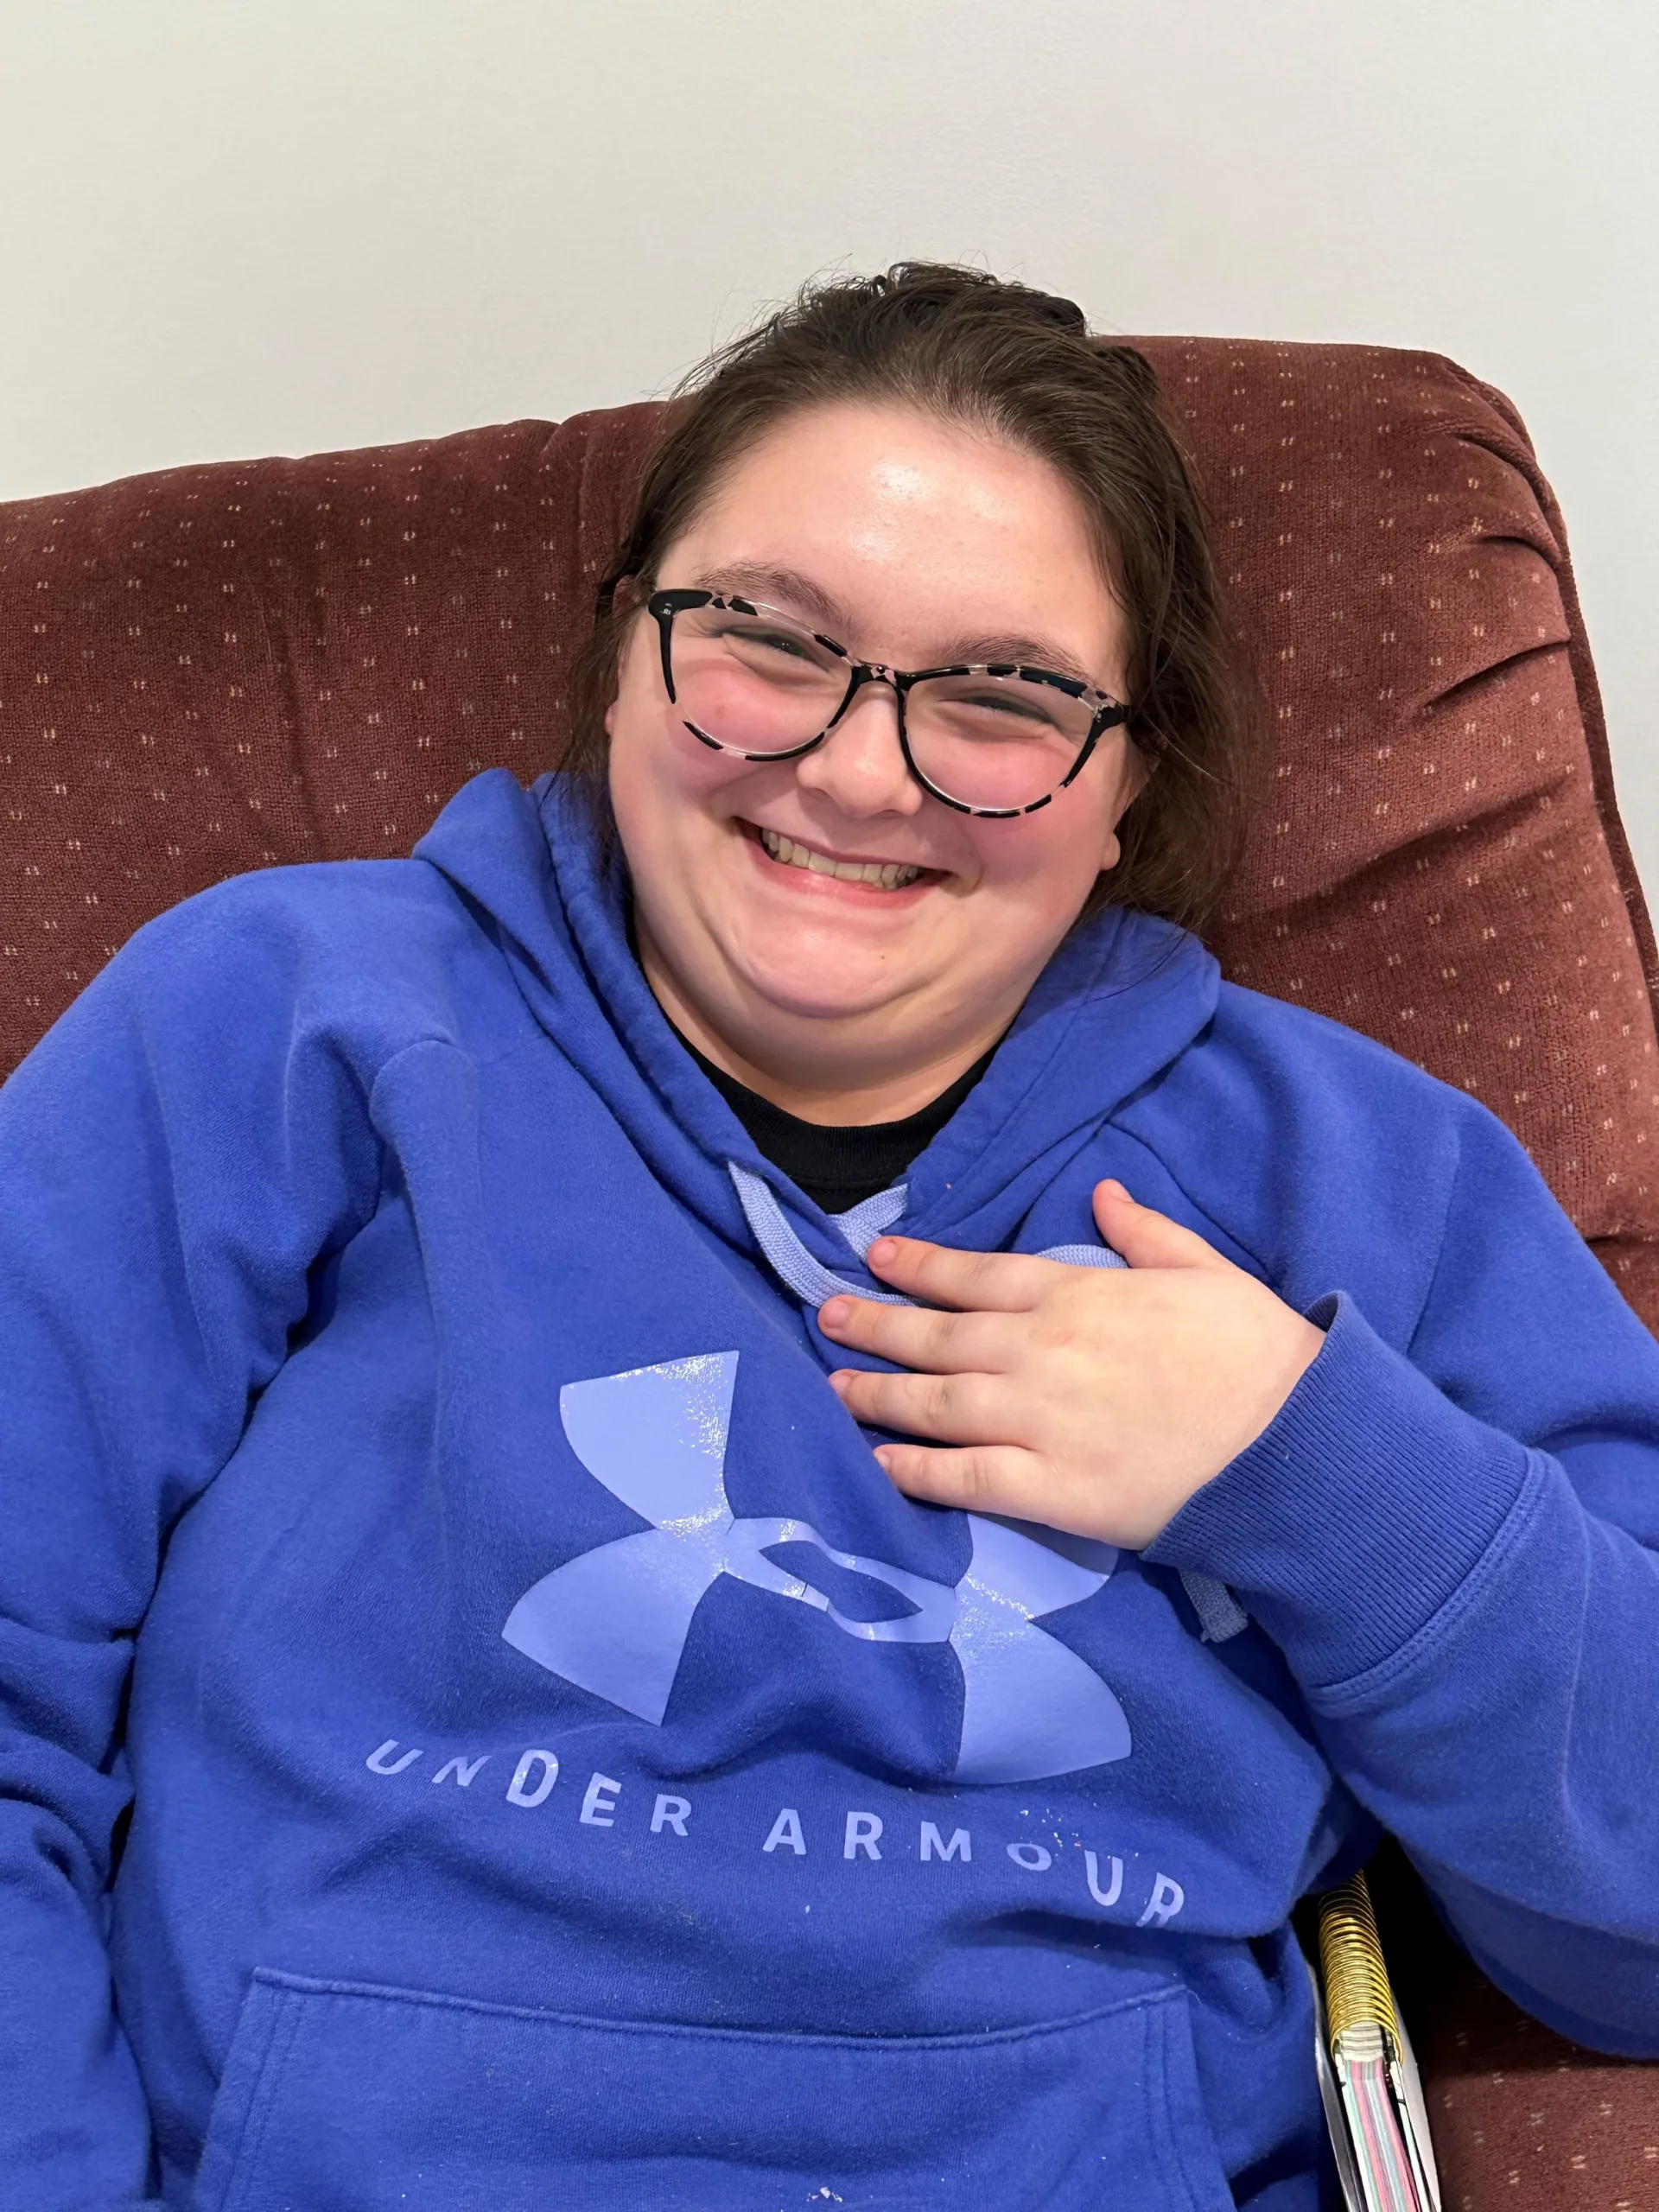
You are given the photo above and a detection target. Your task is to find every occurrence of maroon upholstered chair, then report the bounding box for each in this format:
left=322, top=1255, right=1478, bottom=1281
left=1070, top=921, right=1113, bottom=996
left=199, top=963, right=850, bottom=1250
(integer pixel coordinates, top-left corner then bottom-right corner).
left=3, top=340, right=1657, bottom=2207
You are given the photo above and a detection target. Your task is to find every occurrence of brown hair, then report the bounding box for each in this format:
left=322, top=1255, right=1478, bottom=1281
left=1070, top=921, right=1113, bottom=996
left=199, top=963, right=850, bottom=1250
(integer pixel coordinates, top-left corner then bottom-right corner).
left=564, top=263, right=1262, bottom=932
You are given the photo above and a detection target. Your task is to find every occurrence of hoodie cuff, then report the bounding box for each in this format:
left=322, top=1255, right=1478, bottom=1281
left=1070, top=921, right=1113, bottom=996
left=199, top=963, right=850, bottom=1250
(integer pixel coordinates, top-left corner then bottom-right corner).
left=1143, top=1289, right=1535, bottom=1690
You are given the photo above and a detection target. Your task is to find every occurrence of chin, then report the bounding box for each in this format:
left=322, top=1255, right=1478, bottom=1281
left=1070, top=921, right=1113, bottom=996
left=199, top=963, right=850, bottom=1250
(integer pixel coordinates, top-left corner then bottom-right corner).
left=740, top=974, right=900, bottom=1026
left=730, top=946, right=917, bottom=1027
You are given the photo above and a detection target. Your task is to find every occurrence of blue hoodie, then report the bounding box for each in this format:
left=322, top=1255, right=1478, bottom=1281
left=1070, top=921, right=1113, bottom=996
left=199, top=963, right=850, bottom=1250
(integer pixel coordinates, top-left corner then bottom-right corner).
left=3, top=770, right=1657, bottom=2212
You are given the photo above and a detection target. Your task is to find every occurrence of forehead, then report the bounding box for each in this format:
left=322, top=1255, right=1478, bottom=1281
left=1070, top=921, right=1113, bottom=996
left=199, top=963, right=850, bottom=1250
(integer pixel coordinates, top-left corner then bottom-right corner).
left=668, top=400, right=1123, bottom=671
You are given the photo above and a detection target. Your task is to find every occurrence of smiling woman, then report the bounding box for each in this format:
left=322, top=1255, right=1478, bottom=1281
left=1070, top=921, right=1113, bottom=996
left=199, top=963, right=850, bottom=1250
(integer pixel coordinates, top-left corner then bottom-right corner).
left=566, top=265, right=1258, bottom=1119
left=3, top=264, right=1659, bottom=2212
left=607, top=404, right=1154, bottom=1116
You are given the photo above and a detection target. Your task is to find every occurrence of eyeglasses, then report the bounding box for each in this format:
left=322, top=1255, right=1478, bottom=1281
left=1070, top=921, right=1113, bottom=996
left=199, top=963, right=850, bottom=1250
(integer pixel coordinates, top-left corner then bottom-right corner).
left=647, top=588, right=1146, bottom=818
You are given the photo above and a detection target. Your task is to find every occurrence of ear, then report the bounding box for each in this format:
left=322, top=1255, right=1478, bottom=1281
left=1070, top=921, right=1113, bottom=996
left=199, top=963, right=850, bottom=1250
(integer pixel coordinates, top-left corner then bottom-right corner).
left=1097, top=747, right=1152, bottom=872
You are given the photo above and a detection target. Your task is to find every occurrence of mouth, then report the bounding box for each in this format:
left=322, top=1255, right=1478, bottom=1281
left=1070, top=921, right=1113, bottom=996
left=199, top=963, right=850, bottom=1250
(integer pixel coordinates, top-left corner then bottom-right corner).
left=749, top=822, right=931, bottom=893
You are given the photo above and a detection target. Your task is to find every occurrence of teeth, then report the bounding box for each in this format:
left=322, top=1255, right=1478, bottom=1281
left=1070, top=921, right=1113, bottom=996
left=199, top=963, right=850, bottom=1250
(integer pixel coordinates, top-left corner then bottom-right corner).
left=757, top=826, right=923, bottom=890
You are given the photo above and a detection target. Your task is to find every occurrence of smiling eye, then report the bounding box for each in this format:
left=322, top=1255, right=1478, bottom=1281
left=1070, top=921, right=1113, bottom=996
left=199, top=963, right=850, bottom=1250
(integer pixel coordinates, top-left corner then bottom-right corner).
left=740, top=627, right=823, bottom=665
left=914, top=675, right=1084, bottom=743
left=683, top=604, right=846, bottom=683
left=950, top=686, right=1062, bottom=727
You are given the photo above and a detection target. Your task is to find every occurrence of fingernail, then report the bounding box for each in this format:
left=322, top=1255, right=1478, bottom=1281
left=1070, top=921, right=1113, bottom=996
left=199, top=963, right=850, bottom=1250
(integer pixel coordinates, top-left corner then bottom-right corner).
left=1102, top=1179, right=1129, bottom=1200
left=868, top=1238, right=898, bottom=1267
left=872, top=1446, right=893, bottom=1468
left=827, top=1370, right=851, bottom=1392
left=820, top=1298, right=852, bottom=1328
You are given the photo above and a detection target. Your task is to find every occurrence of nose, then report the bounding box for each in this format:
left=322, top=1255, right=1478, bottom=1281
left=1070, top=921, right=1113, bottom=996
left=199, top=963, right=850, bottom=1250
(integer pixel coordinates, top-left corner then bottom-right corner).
left=792, top=676, right=923, bottom=818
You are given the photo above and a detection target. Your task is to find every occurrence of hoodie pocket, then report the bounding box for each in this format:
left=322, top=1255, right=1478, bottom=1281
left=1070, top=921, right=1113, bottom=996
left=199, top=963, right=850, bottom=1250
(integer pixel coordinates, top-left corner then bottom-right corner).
left=193, top=1969, right=1235, bottom=2212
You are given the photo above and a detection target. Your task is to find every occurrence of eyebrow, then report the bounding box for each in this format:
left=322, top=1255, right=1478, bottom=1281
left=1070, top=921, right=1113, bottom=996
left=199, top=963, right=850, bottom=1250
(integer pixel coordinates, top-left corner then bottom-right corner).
left=933, top=632, right=1100, bottom=687
left=695, top=563, right=849, bottom=635
left=692, top=562, right=1103, bottom=689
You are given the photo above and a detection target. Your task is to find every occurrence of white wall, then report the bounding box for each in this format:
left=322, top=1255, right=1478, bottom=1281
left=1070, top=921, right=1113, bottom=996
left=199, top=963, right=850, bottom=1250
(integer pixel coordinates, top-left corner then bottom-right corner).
left=3, top=0, right=1656, bottom=886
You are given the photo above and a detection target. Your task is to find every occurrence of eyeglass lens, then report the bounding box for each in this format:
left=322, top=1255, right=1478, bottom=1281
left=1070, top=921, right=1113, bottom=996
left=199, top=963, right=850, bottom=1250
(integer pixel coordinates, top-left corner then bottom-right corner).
left=669, top=601, right=1100, bottom=812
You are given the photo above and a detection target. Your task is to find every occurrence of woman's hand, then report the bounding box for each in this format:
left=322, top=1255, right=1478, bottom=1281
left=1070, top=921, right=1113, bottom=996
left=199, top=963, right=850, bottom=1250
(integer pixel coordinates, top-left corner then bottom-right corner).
left=819, top=1180, right=1325, bottom=1549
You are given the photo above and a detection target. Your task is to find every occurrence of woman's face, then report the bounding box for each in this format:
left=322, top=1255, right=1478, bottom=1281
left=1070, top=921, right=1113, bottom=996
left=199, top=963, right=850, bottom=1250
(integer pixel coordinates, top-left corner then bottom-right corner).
left=606, top=401, right=1147, bottom=1109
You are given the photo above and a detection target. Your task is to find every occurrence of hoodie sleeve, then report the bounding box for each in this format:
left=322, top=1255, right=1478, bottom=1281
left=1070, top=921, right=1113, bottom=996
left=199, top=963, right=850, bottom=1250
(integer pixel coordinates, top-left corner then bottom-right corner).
left=0, top=886, right=386, bottom=2209
left=1145, top=1090, right=1659, bottom=2056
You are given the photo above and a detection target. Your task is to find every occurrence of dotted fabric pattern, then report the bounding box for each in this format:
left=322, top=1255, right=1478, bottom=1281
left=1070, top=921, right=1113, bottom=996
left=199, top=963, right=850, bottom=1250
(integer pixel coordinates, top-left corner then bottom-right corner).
left=1180, top=343, right=1659, bottom=1330
left=1417, top=1971, right=1659, bottom=2211
left=2, top=344, right=1656, bottom=2202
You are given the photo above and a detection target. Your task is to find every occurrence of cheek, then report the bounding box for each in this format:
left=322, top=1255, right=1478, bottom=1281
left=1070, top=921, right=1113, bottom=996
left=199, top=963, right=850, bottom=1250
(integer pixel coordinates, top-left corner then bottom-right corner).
left=963, top=796, right=1116, bottom=914
left=609, top=663, right=716, bottom=817
left=607, top=685, right=777, bottom=874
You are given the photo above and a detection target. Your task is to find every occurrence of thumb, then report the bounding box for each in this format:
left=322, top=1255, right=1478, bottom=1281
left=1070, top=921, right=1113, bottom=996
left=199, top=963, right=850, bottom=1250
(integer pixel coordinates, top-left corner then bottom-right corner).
left=1091, top=1179, right=1233, bottom=1272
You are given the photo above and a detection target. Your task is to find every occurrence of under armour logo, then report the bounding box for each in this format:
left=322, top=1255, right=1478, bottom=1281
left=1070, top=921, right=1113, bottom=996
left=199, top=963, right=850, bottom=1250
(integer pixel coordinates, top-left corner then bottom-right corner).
left=502, top=1353, right=1131, bottom=1783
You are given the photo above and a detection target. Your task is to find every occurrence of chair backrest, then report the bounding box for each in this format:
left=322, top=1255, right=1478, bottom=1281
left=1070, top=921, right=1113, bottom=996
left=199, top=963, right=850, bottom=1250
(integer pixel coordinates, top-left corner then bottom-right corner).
left=3, top=340, right=1656, bottom=1319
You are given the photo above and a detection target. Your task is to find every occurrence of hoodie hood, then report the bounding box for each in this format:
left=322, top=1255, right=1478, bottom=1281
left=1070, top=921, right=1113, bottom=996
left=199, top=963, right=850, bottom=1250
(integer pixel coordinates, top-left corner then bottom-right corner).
left=412, top=770, right=1221, bottom=1289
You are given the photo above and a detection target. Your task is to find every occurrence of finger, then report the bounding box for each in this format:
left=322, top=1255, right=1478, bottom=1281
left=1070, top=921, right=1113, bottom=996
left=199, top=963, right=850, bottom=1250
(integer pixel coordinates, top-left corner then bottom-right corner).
left=863, top=1236, right=1058, bottom=1313
left=874, top=1440, right=1061, bottom=1521
left=826, top=1365, right=1009, bottom=1446
left=817, top=1296, right=1019, bottom=1374
left=1091, top=1179, right=1236, bottom=1274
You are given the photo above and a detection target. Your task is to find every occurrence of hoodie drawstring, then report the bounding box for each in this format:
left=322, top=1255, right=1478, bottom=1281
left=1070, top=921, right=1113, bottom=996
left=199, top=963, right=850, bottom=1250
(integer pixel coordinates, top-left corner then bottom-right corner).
left=727, top=1162, right=1249, bottom=1646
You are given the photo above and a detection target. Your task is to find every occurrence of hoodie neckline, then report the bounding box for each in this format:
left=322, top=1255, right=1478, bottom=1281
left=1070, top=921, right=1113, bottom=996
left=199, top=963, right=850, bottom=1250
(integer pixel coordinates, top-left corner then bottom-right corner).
left=410, top=771, right=1220, bottom=1267
left=681, top=1030, right=1000, bottom=1214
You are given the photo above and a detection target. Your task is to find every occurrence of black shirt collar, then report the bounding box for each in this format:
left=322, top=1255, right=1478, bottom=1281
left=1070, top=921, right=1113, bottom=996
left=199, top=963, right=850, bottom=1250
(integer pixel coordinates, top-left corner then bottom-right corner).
left=682, top=1038, right=997, bottom=1214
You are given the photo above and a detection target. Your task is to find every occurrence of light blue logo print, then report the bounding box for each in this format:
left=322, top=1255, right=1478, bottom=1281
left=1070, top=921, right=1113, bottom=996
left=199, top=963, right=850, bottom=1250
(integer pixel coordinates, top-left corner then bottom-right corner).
left=502, top=1353, right=1131, bottom=1783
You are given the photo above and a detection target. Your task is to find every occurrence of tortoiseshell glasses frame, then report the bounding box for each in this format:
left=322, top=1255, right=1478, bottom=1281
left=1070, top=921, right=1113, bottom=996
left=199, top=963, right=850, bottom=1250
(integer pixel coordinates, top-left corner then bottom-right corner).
left=647, top=588, right=1150, bottom=820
